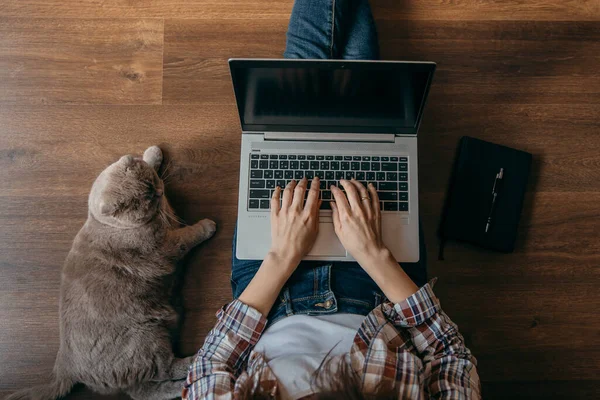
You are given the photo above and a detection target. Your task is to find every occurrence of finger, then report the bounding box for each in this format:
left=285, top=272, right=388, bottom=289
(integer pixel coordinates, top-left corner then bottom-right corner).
left=330, top=201, right=341, bottom=233
left=271, top=186, right=281, bottom=216
left=282, top=180, right=296, bottom=210
left=330, top=185, right=351, bottom=216
left=340, top=179, right=362, bottom=213
left=304, top=177, right=320, bottom=212
left=350, top=179, right=372, bottom=218
left=368, top=183, right=381, bottom=231
left=292, top=177, right=308, bottom=210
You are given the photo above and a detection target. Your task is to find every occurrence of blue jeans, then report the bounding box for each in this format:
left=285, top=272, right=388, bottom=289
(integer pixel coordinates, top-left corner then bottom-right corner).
left=232, top=0, right=427, bottom=326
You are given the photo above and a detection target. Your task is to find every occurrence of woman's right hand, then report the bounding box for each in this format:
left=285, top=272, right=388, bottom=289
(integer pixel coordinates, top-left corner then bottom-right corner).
left=330, top=179, right=389, bottom=266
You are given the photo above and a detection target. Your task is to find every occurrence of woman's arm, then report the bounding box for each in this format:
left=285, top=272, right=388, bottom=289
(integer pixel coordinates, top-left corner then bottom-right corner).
left=184, top=177, right=321, bottom=399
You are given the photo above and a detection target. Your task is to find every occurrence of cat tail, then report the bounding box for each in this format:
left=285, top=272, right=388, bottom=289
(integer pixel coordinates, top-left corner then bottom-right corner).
left=5, top=374, right=75, bottom=400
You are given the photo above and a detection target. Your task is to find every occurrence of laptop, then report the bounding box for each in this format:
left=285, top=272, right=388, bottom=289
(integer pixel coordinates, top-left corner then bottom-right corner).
left=230, top=59, right=436, bottom=262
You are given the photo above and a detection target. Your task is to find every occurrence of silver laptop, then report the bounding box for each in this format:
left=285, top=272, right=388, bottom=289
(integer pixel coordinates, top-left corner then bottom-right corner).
left=230, top=59, right=436, bottom=262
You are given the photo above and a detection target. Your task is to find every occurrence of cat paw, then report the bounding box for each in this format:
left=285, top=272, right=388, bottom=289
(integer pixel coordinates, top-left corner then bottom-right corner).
left=143, top=145, right=163, bottom=171
left=199, top=218, right=217, bottom=239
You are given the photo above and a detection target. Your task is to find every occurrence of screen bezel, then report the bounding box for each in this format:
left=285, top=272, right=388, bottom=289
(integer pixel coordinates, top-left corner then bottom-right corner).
left=229, top=58, right=436, bottom=135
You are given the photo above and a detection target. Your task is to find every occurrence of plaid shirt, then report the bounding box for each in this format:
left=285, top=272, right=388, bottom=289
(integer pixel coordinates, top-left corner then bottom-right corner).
left=183, top=283, right=481, bottom=399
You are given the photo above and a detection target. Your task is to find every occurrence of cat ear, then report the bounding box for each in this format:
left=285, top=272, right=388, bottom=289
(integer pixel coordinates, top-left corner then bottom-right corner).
left=143, top=146, right=163, bottom=171
left=119, top=155, right=135, bottom=168
left=100, top=202, right=116, bottom=216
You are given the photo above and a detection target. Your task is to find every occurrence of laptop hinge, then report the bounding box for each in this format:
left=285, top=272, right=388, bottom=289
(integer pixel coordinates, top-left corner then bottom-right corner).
left=262, top=132, right=396, bottom=143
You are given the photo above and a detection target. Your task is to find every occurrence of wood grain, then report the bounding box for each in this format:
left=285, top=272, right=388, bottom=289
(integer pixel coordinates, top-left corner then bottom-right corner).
left=0, top=19, right=164, bottom=105
left=1, top=1, right=599, bottom=399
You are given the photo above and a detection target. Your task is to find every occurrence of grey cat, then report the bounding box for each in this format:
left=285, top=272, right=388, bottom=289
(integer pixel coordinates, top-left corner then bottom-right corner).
left=7, top=146, right=216, bottom=400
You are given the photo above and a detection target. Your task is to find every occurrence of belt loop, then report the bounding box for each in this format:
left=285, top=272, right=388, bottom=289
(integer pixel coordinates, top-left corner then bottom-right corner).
left=282, top=287, right=294, bottom=316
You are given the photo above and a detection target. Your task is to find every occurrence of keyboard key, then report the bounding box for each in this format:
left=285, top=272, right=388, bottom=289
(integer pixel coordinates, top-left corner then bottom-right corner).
left=289, top=155, right=297, bottom=160
left=399, top=173, right=408, bottom=181
left=331, top=161, right=340, bottom=169
left=295, top=171, right=304, bottom=179
left=381, top=156, right=389, bottom=161
left=307, top=155, right=316, bottom=160
left=372, top=156, right=380, bottom=161
left=381, top=163, right=396, bottom=171
left=317, top=155, right=324, bottom=160
left=325, top=155, right=333, bottom=160
left=299, top=161, right=308, bottom=169
left=345, top=171, right=354, bottom=179
left=377, top=172, right=386, bottom=180
left=274, top=170, right=283, bottom=179
left=320, top=161, right=329, bottom=169
left=383, top=202, right=398, bottom=211
left=320, top=201, right=331, bottom=210
left=260, top=154, right=269, bottom=159
left=322, top=190, right=332, bottom=199
left=279, top=161, right=289, bottom=169
left=251, top=170, right=263, bottom=179
left=399, top=157, right=408, bottom=162
left=285, top=170, right=294, bottom=179
left=315, top=171, right=325, bottom=179
left=269, top=160, right=278, bottom=169
left=379, top=192, right=398, bottom=201
left=399, top=192, right=408, bottom=201
left=353, top=156, right=361, bottom=161
left=266, top=180, right=276, bottom=189
left=319, top=180, right=326, bottom=190
left=361, top=162, right=370, bottom=170
left=250, top=180, right=265, bottom=188
left=386, top=172, right=397, bottom=181
left=356, top=171, right=365, bottom=180
left=399, top=182, right=408, bottom=191
left=249, top=199, right=260, bottom=208
left=362, top=156, right=371, bottom=161
left=325, top=171, right=334, bottom=180
left=379, top=182, right=397, bottom=191
left=251, top=160, right=258, bottom=169
left=260, top=200, right=270, bottom=209
left=390, top=156, right=398, bottom=161
left=399, top=202, right=408, bottom=211
left=264, top=170, right=273, bottom=179
left=269, top=154, right=278, bottom=159
left=398, top=163, right=408, bottom=171
left=259, top=160, right=268, bottom=169
left=334, top=156, right=343, bottom=160
left=359, top=181, right=368, bottom=187
left=305, top=171, right=314, bottom=179
left=341, top=162, right=350, bottom=170
left=298, top=155, right=306, bottom=160
left=327, top=181, right=337, bottom=188
left=279, top=155, right=287, bottom=160
left=250, top=190, right=270, bottom=199
left=310, top=161, right=319, bottom=169
left=366, top=172, right=375, bottom=180
left=290, top=161, right=299, bottom=169
left=335, top=171, right=344, bottom=180
left=351, top=162, right=360, bottom=170
left=344, top=156, right=352, bottom=160
left=371, top=162, right=380, bottom=171
left=251, top=154, right=260, bottom=159
left=277, top=180, right=286, bottom=187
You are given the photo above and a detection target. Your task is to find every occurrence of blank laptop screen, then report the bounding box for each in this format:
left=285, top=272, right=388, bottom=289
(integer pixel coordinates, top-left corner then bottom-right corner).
left=230, top=60, right=435, bottom=134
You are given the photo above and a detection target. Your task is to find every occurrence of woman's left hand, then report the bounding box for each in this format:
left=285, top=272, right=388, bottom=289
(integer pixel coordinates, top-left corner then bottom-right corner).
left=269, top=177, right=321, bottom=267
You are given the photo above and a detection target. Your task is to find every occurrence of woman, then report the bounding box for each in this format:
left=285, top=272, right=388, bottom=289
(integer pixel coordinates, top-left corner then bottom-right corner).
left=184, top=0, right=481, bottom=398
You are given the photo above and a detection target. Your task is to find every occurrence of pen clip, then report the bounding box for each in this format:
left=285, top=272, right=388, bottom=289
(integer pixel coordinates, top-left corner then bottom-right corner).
left=492, top=167, right=504, bottom=194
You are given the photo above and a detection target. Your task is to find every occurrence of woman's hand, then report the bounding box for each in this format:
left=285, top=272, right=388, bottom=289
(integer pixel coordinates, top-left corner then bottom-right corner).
left=269, top=177, right=321, bottom=267
left=330, top=179, right=387, bottom=265
left=330, top=179, right=418, bottom=303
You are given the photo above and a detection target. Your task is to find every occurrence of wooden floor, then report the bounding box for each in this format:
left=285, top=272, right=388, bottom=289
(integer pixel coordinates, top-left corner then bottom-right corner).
left=1, top=1, right=599, bottom=399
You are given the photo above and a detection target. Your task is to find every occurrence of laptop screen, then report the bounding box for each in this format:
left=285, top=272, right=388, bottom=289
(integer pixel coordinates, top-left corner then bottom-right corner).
left=229, top=59, right=435, bottom=135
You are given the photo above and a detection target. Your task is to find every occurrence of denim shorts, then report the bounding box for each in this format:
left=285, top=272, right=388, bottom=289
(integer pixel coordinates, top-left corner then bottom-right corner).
left=231, top=224, right=427, bottom=328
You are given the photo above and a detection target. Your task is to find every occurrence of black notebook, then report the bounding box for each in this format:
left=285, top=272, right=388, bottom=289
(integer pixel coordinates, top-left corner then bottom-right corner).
left=438, top=136, right=532, bottom=258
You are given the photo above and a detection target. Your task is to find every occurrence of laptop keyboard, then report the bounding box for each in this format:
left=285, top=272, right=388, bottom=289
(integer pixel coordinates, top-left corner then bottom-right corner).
left=248, top=153, right=409, bottom=212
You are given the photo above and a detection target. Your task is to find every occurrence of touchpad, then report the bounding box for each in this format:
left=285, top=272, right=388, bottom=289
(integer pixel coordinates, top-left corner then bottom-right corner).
left=308, top=223, right=346, bottom=257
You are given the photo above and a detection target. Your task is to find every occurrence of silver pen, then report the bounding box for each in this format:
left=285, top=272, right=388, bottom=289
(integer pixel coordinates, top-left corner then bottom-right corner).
left=485, top=168, right=504, bottom=233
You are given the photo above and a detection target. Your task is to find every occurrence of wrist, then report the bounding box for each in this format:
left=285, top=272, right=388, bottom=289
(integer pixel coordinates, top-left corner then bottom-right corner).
left=355, top=246, right=394, bottom=269
left=265, top=250, right=300, bottom=275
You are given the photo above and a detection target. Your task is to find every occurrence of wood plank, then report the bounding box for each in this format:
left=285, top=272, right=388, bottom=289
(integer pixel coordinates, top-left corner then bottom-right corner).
left=163, top=19, right=288, bottom=104
left=0, top=18, right=163, bottom=105
left=484, top=380, right=600, bottom=400
left=1, top=0, right=599, bottom=20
